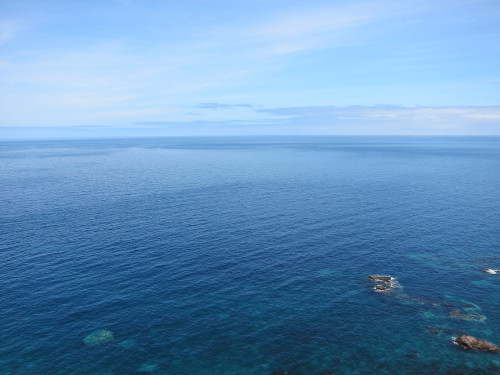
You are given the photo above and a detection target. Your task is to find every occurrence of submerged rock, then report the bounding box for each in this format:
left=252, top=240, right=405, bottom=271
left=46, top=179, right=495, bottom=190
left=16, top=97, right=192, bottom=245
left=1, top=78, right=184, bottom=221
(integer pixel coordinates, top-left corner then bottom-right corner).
left=271, top=371, right=288, bottom=375
left=396, top=295, right=441, bottom=307
left=138, top=363, right=158, bottom=373
left=406, top=351, right=419, bottom=359
left=376, top=362, right=388, bottom=370
left=446, top=368, right=468, bottom=375
left=455, top=335, right=499, bottom=352
left=462, top=303, right=479, bottom=310
left=483, top=268, right=500, bottom=274
left=448, top=309, right=486, bottom=322
left=83, top=329, right=114, bottom=346
left=424, top=326, right=442, bottom=335
left=319, top=369, right=335, bottom=375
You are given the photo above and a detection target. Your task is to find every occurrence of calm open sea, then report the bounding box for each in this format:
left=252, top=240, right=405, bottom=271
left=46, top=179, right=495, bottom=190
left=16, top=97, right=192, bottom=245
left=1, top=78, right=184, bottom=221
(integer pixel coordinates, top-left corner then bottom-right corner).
left=1, top=136, right=500, bottom=374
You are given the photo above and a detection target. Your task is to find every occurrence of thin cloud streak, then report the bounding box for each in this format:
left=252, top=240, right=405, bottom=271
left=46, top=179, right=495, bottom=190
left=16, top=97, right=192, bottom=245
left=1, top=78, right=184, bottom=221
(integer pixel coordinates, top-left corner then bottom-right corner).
left=125, top=105, right=500, bottom=136
left=257, top=105, right=500, bottom=121
left=196, top=103, right=254, bottom=109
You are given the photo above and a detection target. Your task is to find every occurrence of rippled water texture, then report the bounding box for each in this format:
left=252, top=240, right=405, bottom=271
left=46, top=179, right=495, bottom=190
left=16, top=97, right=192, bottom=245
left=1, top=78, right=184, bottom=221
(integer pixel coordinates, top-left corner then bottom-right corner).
left=1, top=136, right=500, bottom=374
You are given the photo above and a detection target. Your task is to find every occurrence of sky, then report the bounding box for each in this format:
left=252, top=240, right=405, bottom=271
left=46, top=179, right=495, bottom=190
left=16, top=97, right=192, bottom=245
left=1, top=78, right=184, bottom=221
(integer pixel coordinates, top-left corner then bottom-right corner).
left=1, top=0, right=500, bottom=138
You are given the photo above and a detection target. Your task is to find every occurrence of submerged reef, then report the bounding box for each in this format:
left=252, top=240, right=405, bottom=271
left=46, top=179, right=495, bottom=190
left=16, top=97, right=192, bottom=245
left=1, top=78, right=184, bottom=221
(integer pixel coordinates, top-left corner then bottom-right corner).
left=424, top=326, right=443, bottom=335
left=395, top=295, right=442, bottom=307
left=83, top=329, right=114, bottom=346
left=368, top=273, right=495, bottom=354
left=448, top=309, right=486, bottom=322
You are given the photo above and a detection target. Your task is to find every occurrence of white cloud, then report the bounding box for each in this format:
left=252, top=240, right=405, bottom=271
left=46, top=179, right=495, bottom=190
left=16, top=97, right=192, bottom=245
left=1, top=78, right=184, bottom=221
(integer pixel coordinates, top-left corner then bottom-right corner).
left=252, top=105, right=500, bottom=134
left=463, top=113, right=500, bottom=120
left=259, top=104, right=500, bottom=119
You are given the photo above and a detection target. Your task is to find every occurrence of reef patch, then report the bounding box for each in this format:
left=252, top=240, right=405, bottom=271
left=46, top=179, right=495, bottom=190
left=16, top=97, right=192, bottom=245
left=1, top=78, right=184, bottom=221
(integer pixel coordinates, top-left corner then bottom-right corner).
left=83, top=329, right=114, bottom=346
left=448, top=309, right=486, bottom=322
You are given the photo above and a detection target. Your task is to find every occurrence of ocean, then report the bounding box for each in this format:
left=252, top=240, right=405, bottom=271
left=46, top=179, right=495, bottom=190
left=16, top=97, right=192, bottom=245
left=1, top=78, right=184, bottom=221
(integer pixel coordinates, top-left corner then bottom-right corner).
left=1, top=136, right=500, bottom=374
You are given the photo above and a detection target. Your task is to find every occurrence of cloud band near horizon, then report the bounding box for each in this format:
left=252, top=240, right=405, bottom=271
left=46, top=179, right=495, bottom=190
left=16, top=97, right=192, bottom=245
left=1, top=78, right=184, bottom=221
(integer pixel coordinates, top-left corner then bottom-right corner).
left=2, top=104, right=500, bottom=139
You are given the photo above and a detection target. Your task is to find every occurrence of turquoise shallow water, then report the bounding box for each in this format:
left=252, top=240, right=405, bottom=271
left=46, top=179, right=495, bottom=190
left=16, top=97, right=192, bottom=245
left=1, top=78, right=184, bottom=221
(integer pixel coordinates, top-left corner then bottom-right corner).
left=1, top=136, right=500, bottom=374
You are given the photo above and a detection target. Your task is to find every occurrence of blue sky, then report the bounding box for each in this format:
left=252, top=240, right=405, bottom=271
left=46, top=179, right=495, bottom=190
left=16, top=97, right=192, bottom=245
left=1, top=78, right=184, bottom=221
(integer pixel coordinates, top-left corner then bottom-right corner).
left=1, top=0, right=500, bottom=138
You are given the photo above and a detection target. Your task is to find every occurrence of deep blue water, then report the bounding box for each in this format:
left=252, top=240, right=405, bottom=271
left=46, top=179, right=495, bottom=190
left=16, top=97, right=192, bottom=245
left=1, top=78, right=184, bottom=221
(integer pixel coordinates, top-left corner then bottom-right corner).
left=1, top=136, right=500, bottom=375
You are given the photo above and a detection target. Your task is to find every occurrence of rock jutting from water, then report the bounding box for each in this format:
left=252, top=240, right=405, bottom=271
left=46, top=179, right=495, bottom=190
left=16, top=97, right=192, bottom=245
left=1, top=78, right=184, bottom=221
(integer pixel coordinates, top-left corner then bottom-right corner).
left=369, top=275, right=392, bottom=283
left=483, top=268, right=500, bottom=274
left=454, top=335, right=499, bottom=352
left=83, top=329, right=114, bottom=346
left=369, top=275, right=399, bottom=292
left=373, top=284, right=389, bottom=292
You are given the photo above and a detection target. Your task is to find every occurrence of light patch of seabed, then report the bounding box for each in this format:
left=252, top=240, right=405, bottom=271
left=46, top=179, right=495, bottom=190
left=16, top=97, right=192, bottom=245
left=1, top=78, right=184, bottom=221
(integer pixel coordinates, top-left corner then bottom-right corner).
left=83, top=330, right=114, bottom=346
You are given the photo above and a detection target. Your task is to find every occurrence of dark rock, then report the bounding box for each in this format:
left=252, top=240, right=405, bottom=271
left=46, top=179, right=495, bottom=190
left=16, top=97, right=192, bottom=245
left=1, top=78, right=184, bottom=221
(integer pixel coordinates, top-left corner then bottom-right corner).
left=369, top=275, right=392, bottom=283
left=369, top=275, right=400, bottom=292
left=373, top=284, right=389, bottom=292
left=271, top=370, right=288, bottom=375
left=455, top=335, right=499, bottom=352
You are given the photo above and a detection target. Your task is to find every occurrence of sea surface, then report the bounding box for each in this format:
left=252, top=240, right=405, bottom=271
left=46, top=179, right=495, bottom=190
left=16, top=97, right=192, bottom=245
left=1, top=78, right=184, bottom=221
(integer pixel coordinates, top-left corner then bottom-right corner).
left=1, top=136, right=500, bottom=375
